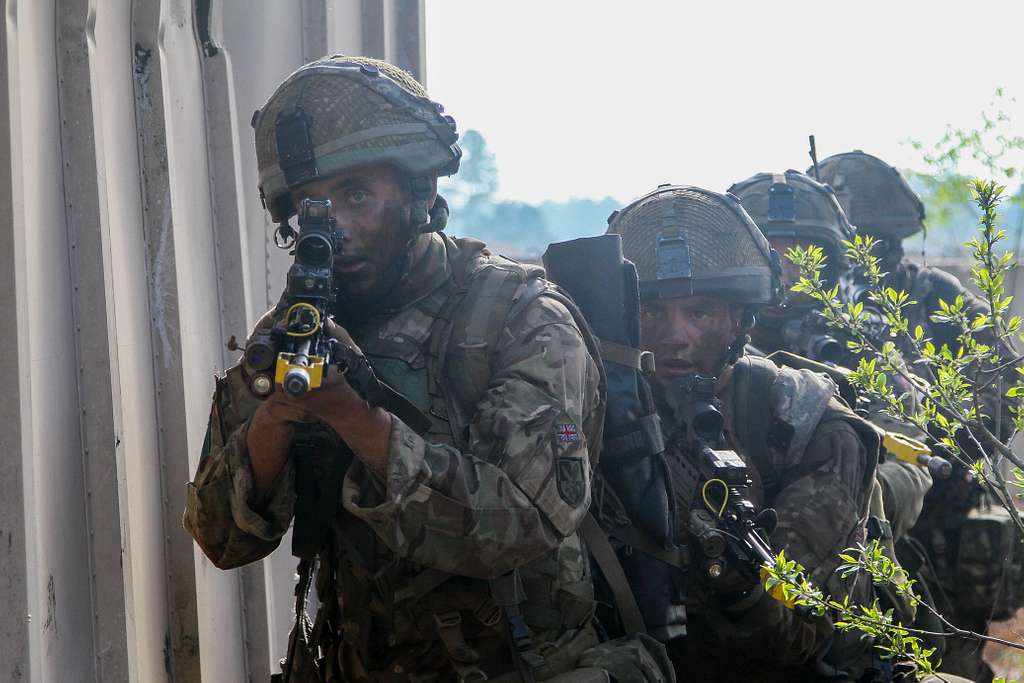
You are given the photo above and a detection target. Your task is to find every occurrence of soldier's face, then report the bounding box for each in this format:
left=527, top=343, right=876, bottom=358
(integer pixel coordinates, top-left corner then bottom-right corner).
left=292, top=164, right=436, bottom=298
left=641, top=295, right=744, bottom=382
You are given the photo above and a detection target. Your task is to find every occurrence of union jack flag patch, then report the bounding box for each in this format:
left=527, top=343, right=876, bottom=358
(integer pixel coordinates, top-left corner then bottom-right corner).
left=556, top=423, right=580, bottom=443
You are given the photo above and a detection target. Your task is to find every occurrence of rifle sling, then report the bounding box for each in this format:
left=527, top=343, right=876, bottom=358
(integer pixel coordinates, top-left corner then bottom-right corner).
left=378, top=381, right=432, bottom=435
left=611, top=523, right=689, bottom=569
left=581, top=513, right=648, bottom=636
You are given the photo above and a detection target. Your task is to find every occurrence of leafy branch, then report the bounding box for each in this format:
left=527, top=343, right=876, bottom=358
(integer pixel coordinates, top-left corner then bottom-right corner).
left=787, top=180, right=1024, bottom=533
left=764, top=542, right=1024, bottom=680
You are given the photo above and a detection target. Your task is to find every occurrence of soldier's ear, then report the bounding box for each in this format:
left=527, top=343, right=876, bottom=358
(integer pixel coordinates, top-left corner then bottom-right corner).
left=729, top=303, right=747, bottom=333
left=426, top=173, right=438, bottom=211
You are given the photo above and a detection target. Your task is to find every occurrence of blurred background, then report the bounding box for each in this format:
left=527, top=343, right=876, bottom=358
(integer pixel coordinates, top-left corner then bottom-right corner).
left=1, top=1, right=1021, bottom=680
left=429, top=1, right=1024, bottom=264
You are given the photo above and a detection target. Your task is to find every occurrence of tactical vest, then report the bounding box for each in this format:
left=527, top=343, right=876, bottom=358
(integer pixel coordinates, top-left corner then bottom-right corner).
left=285, top=235, right=608, bottom=683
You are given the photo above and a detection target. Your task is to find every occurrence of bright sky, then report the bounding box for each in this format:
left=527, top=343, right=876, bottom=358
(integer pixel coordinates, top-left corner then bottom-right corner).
left=426, top=0, right=1024, bottom=205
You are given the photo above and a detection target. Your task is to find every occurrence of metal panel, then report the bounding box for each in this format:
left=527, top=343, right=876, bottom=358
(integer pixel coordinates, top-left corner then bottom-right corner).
left=326, top=0, right=363, bottom=58
left=0, top=2, right=30, bottom=679
left=90, top=0, right=174, bottom=679
left=220, top=0, right=306, bottom=317
left=0, top=1, right=428, bottom=678
left=55, top=0, right=130, bottom=678
left=196, top=1, right=272, bottom=679
left=302, top=0, right=328, bottom=62
left=360, top=0, right=386, bottom=60
left=389, top=0, right=425, bottom=82
left=130, top=1, right=208, bottom=679
left=11, top=0, right=96, bottom=679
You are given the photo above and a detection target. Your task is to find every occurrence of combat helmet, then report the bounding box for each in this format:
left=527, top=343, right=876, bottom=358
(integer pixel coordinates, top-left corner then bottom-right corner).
left=606, top=185, right=783, bottom=306
left=253, top=55, right=461, bottom=229
left=812, top=151, right=925, bottom=240
left=728, top=170, right=855, bottom=264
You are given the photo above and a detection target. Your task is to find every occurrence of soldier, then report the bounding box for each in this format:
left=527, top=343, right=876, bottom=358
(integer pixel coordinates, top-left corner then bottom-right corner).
left=602, top=185, right=887, bottom=681
left=184, top=56, right=667, bottom=683
left=813, top=151, right=1017, bottom=441
left=727, top=170, right=932, bottom=547
left=816, top=152, right=1022, bottom=683
left=729, top=170, right=939, bottom=660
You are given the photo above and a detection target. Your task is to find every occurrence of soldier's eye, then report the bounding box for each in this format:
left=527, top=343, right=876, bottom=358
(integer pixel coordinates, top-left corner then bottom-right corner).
left=642, top=306, right=664, bottom=320
left=348, top=190, right=370, bottom=205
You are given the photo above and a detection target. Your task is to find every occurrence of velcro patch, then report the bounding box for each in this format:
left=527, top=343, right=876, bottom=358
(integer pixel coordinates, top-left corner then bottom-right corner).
left=556, top=457, right=586, bottom=507
left=556, top=423, right=580, bottom=443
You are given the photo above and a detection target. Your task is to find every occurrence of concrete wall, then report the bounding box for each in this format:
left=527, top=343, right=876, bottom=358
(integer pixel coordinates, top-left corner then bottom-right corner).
left=0, top=1, right=425, bottom=680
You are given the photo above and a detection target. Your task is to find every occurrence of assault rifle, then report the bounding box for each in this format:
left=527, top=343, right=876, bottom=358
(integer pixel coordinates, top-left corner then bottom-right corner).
left=241, top=198, right=384, bottom=402
left=664, top=375, right=783, bottom=594
left=778, top=273, right=891, bottom=367
left=779, top=311, right=844, bottom=365
left=238, top=197, right=428, bottom=560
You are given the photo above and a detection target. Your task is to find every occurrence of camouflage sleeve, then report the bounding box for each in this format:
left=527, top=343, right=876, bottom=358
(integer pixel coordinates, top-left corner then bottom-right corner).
left=342, top=295, right=601, bottom=579
left=876, top=458, right=931, bottom=541
left=718, top=414, right=871, bottom=667
left=183, top=309, right=298, bottom=570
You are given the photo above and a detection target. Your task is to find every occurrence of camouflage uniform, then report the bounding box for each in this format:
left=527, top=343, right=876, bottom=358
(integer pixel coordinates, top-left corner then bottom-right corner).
left=817, top=151, right=1023, bottom=683
left=183, top=56, right=667, bottom=683
left=657, top=358, right=879, bottom=683
left=602, top=186, right=882, bottom=682
left=186, top=231, right=612, bottom=681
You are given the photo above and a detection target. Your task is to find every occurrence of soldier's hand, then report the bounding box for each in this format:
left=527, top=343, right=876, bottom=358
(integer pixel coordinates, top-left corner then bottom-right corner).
left=254, top=318, right=365, bottom=428
left=322, top=318, right=358, bottom=350
left=273, top=320, right=367, bottom=423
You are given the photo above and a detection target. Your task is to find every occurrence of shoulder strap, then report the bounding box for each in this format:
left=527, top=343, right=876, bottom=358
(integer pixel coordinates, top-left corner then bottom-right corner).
left=580, top=513, right=648, bottom=636
left=431, top=240, right=604, bottom=451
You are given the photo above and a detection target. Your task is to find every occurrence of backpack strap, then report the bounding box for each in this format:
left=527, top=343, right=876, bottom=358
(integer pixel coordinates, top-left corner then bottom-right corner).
left=580, top=513, right=648, bottom=636
left=428, top=237, right=605, bottom=452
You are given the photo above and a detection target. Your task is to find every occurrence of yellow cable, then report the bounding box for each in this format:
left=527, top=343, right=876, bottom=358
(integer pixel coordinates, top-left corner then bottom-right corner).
left=702, top=479, right=729, bottom=517
left=284, top=302, right=322, bottom=337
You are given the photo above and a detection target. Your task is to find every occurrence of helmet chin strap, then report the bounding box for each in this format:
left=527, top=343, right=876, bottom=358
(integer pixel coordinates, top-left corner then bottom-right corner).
left=407, top=175, right=450, bottom=239
left=711, top=307, right=756, bottom=376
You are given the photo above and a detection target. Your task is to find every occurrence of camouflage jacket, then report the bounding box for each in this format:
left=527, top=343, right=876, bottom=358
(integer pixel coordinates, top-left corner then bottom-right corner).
left=659, top=358, right=878, bottom=682
left=183, top=233, right=605, bottom=681
left=749, top=316, right=933, bottom=544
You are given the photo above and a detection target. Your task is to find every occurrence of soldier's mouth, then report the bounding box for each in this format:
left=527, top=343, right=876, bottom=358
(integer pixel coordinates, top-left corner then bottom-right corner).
left=659, top=358, right=695, bottom=377
left=334, top=257, right=369, bottom=274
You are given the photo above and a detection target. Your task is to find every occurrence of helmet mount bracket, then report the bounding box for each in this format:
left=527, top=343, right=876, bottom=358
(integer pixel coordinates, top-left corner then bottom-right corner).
left=275, top=106, right=318, bottom=188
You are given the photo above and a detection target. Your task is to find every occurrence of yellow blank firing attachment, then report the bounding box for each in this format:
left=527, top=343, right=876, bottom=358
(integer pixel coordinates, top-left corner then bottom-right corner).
left=275, top=353, right=326, bottom=391
left=883, top=431, right=952, bottom=478
left=760, top=566, right=798, bottom=609
left=882, top=431, right=930, bottom=463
